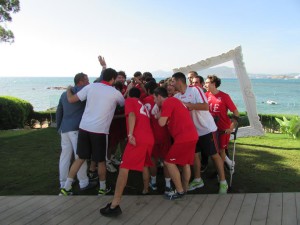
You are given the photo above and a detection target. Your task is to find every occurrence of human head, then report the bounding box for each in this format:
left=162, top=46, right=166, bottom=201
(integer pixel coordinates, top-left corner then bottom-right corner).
left=171, top=72, right=186, bottom=91
left=192, top=75, right=204, bottom=87
left=113, top=81, right=123, bottom=92
left=128, top=87, right=141, bottom=98
left=144, top=80, right=158, bottom=95
left=153, top=87, right=168, bottom=107
left=206, top=74, right=221, bottom=89
left=188, top=71, right=198, bottom=85
left=142, top=72, right=153, bottom=82
left=116, top=71, right=126, bottom=84
left=167, top=84, right=176, bottom=97
left=74, top=72, right=89, bottom=86
left=102, top=68, right=118, bottom=84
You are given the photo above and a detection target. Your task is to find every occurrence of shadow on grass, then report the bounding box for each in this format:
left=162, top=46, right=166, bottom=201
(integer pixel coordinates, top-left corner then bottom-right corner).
left=237, top=142, right=300, bottom=151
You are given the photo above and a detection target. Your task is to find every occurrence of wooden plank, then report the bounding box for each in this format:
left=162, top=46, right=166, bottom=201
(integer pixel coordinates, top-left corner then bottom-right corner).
left=2, top=196, right=56, bottom=225
left=155, top=196, right=191, bottom=225
left=251, top=193, right=270, bottom=225
left=26, top=196, right=86, bottom=225
left=266, top=193, right=282, bottom=225
left=0, top=196, right=41, bottom=221
left=188, top=194, right=219, bottom=225
left=82, top=195, right=140, bottom=225
left=140, top=196, right=174, bottom=225
left=203, top=194, right=232, bottom=225
left=296, top=193, right=300, bottom=225
left=42, top=196, right=97, bottom=225
left=0, top=196, right=32, bottom=214
left=282, top=192, right=297, bottom=225
left=219, top=194, right=245, bottom=225
left=124, top=195, right=165, bottom=225
left=235, top=193, right=257, bottom=225
left=173, top=194, right=206, bottom=225
left=10, top=196, right=72, bottom=225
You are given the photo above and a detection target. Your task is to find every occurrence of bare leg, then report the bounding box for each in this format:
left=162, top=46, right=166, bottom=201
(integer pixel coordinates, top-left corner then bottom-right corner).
left=193, top=153, right=201, bottom=179
left=149, top=157, right=157, bottom=177
left=142, top=167, right=150, bottom=193
left=68, top=158, right=85, bottom=179
left=89, top=160, right=97, bottom=172
left=211, top=153, right=226, bottom=181
left=220, top=149, right=226, bottom=161
left=164, top=161, right=184, bottom=193
left=181, top=165, right=191, bottom=192
left=98, top=161, right=106, bottom=181
left=111, top=168, right=129, bottom=208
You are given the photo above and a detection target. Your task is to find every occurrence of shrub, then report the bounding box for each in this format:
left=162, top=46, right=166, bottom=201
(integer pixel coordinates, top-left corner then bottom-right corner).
left=275, top=116, right=300, bottom=139
left=0, top=96, right=34, bottom=130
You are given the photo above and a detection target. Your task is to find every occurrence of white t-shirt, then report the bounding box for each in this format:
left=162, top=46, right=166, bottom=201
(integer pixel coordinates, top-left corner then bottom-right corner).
left=77, top=82, right=125, bottom=134
left=174, top=86, right=217, bottom=136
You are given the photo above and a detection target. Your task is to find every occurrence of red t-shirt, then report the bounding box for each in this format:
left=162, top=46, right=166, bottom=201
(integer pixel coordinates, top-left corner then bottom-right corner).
left=205, top=91, right=237, bottom=130
left=161, top=97, right=198, bottom=143
left=143, top=95, right=171, bottom=144
left=125, top=97, right=154, bottom=145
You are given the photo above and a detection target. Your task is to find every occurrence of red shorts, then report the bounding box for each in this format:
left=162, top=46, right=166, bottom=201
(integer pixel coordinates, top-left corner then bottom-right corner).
left=164, top=141, right=197, bottom=166
left=219, top=133, right=230, bottom=150
left=152, top=142, right=171, bottom=160
left=120, top=143, right=153, bottom=172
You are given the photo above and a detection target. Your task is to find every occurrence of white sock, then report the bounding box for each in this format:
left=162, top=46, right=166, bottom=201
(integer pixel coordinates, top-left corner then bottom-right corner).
left=194, top=178, right=202, bottom=183
left=151, top=176, right=156, bottom=184
left=165, top=178, right=171, bottom=188
left=100, top=180, right=106, bottom=190
left=220, top=180, right=227, bottom=185
left=64, top=178, right=74, bottom=191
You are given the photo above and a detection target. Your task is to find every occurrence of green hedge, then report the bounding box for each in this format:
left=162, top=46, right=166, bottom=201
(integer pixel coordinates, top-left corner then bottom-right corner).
left=0, top=96, right=34, bottom=130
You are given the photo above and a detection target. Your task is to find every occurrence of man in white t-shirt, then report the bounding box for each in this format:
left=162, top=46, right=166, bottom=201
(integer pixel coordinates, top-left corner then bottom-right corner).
left=59, top=68, right=125, bottom=196
left=172, top=72, right=228, bottom=194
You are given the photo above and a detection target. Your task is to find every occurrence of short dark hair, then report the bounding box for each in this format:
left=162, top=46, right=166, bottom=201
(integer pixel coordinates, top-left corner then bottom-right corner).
left=133, top=71, right=142, bottom=77
left=102, top=68, right=118, bottom=82
left=154, top=87, right=168, bottom=98
left=74, top=72, right=87, bottom=85
left=113, top=81, right=123, bottom=92
left=207, top=75, right=221, bottom=88
left=195, top=75, right=204, bottom=84
left=172, top=72, right=186, bottom=84
left=189, top=71, right=198, bottom=76
left=117, top=71, right=126, bottom=79
left=129, top=87, right=141, bottom=98
left=144, top=81, right=158, bottom=94
left=142, top=72, right=153, bottom=79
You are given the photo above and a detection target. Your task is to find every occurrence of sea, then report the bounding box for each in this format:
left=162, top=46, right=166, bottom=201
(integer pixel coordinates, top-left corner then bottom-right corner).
left=0, top=77, right=299, bottom=115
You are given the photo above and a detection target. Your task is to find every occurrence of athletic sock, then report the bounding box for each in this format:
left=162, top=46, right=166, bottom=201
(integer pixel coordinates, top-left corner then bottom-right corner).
left=64, top=178, right=74, bottom=191
left=151, top=176, right=156, bottom=184
left=194, top=178, right=202, bottom=183
left=220, top=180, right=227, bottom=185
left=165, top=178, right=171, bottom=188
left=100, top=180, right=106, bottom=190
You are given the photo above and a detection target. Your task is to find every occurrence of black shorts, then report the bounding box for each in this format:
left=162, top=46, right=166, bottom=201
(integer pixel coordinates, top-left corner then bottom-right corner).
left=195, top=131, right=219, bottom=157
left=76, top=129, right=108, bottom=163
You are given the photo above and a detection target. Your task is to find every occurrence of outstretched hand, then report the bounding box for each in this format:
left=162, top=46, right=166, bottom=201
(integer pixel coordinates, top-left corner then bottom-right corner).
left=98, top=55, right=106, bottom=68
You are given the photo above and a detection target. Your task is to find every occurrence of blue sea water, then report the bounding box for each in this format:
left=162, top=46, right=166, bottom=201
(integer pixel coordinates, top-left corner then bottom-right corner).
left=0, top=77, right=299, bottom=115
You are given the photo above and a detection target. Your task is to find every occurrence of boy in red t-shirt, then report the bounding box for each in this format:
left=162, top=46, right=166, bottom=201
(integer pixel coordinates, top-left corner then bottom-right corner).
left=154, top=87, right=198, bottom=200
left=100, top=87, right=154, bottom=217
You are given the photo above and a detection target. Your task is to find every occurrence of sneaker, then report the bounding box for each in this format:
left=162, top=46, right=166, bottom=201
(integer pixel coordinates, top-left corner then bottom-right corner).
left=88, top=170, right=98, bottom=181
left=98, top=187, right=111, bottom=196
left=59, top=188, right=73, bottom=196
left=201, top=164, right=208, bottom=173
left=111, top=156, right=121, bottom=166
left=187, top=179, right=204, bottom=191
left=100, top=203, right=122, bottom=217
left=164, top=190, right=185, bottom=200
left=164, top=186, right=173, bottom=195
left=219, top=183, right=228, bottom=194
left=80, top=181, right=97, bottom=191
left=149, top=182, right=157, bottom=191
left=106, top=161, right=117, bottom=173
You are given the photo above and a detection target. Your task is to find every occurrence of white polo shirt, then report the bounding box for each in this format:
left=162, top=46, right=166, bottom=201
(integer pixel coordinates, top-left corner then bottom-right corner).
left=77, top=82, right=125, bottom=134
left=174, top=86, right=217, bottom=136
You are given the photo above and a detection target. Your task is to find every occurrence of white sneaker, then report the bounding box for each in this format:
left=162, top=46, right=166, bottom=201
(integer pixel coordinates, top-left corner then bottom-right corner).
left=106, top=161, right=117, bottom=173
left=111, top=156, right=121, bottom=166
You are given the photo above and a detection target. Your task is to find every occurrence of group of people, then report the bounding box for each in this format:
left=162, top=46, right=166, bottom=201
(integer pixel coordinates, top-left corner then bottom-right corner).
left=56, top=56, right=239, bottom=217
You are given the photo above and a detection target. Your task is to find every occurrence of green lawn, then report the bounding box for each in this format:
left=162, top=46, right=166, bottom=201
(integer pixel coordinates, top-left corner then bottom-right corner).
left=0, top=128, right=299, bottom=195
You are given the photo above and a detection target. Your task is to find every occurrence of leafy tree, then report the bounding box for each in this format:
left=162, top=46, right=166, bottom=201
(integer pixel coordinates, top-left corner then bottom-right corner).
left=0, top=0, right=20, bottom=43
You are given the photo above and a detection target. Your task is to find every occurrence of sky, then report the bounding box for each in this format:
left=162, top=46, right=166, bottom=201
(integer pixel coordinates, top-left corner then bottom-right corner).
left=0, top=0, right=300, bottom=77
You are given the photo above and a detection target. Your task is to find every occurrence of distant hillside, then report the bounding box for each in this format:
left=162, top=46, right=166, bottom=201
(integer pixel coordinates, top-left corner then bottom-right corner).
left=151, top=66, right=300, bottom=79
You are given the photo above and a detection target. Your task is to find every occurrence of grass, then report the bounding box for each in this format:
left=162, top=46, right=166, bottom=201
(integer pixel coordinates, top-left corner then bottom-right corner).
left=0, top=128, right=299, bottom=195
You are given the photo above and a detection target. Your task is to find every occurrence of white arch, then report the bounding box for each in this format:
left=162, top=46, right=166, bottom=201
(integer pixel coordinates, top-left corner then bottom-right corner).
left=173, top=46, right=264, bottom=137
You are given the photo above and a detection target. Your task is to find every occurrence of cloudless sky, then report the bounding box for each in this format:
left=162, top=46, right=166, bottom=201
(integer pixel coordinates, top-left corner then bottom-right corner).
left=0, top=0, right=299, bottom=77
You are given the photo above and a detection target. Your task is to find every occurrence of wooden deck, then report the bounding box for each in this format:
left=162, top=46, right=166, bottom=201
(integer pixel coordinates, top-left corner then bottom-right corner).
left=0, top=193, right=299, bottom=225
